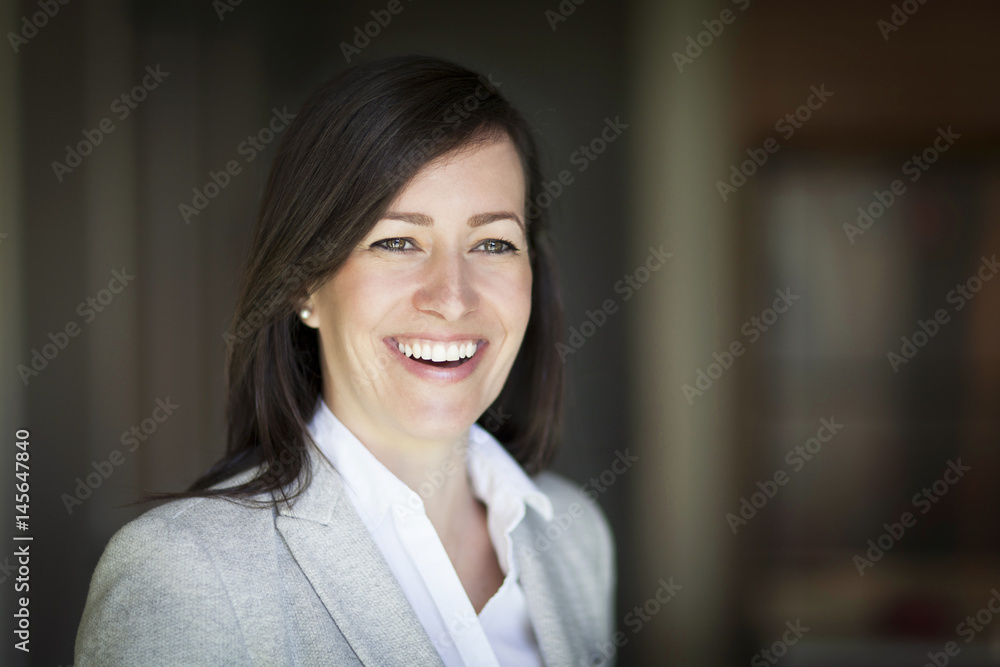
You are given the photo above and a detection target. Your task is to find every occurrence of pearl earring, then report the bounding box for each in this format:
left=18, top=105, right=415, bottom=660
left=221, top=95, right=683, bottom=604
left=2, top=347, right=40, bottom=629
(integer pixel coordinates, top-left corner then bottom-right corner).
left=299, top=308, right=312, bottom=321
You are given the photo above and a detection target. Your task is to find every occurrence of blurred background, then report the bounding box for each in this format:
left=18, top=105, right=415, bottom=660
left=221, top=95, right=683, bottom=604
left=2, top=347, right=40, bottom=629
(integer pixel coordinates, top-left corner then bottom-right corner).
left=2, top=0, right=999, bottom=664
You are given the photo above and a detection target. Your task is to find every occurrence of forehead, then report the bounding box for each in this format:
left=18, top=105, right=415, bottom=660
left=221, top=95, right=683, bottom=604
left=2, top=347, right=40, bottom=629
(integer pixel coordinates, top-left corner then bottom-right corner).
left=390, top=137, right=526, bottom=207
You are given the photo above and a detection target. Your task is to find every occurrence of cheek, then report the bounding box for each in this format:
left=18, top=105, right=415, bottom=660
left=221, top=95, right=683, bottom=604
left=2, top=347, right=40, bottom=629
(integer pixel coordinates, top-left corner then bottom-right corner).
left=320, top=262, right=393, bottom=341
left=499, top=263, right=533, bottom=330
left=520, top=272, right=534, bottom=321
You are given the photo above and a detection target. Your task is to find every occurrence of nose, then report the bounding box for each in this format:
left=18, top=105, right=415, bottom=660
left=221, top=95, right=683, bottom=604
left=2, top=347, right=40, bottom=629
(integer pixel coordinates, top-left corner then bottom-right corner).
left=411, top=246, right=479, bottom=320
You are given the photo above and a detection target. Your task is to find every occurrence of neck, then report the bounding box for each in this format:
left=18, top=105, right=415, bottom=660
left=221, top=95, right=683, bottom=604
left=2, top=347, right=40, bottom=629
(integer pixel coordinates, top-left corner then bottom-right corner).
left=370, top=431, right=483, bottom=548
left=323, top=395, right=480, bottom=542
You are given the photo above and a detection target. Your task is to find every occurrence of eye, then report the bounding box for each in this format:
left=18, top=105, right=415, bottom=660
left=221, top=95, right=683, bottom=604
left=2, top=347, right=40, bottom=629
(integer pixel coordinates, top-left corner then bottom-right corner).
left=371, top=238, right=416, bottom=253
left=476, top=238, right=520, bottom=255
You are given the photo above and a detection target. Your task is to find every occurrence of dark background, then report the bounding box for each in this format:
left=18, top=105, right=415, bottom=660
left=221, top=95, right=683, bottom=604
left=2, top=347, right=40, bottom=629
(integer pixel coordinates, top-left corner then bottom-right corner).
left=2, top=0, right=999, bottom=664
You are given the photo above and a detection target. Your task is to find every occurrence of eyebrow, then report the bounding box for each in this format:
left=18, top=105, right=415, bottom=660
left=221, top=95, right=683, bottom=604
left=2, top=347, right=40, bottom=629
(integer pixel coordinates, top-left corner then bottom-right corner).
left=380, top=211, right=524, bottom=234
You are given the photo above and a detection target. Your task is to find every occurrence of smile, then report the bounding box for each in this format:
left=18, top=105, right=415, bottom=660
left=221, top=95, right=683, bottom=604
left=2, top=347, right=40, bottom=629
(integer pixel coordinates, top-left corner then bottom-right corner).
left=384, top=337, right=489, bottom=380
left=393, top=338, right=480, bottom=367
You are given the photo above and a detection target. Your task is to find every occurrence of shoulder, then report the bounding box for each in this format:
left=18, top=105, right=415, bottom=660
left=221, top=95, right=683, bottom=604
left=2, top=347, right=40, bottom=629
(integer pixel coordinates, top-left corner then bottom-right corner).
left=524, top=470, right=618, bottom=649
left=87, top=463, right=285, bottom=584
left=533, top=469, right=615, bottom=548
left=76, top=500, right=256, bottom=662
left=103, top=467, right=276, bottom=551
left=105, top=490, right=272, bottom=552
left=84, top=494, right=254, bottom=584
left=530, top=469, right=616, bottom=583
left=75, top=470, right=275, bottom=663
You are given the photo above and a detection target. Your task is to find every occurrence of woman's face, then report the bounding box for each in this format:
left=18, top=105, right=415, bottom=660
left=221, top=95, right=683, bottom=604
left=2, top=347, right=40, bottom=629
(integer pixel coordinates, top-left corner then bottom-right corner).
left=303, top=136, right=532, bottom=447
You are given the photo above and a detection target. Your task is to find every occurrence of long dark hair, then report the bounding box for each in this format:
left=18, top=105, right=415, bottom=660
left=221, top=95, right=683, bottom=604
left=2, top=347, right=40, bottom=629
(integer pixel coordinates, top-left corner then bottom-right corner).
left=155, top=55, right=565, bottom=505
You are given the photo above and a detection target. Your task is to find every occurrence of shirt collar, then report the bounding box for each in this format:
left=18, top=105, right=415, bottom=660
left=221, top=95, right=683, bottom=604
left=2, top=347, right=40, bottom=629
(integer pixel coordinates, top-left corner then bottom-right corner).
left=466, top=423, right=553, bottom=524
left=306, top=397, right=553, bottom=531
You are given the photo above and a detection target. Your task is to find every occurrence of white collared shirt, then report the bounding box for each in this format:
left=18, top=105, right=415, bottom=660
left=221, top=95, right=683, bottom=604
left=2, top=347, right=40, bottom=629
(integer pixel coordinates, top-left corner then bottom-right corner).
left=306, top=398, right=554, bottom=667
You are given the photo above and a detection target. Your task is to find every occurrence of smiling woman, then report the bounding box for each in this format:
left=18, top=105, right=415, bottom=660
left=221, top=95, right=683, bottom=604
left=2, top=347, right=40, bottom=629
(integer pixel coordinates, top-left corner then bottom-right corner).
left=303, top=139, right=533, bottom=454
left=74, top=55, right=616, bottom=667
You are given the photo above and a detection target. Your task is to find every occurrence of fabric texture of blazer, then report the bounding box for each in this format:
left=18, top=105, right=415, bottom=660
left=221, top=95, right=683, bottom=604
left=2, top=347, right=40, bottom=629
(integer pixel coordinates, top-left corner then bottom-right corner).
left=75, top=444, right=617, bottom=666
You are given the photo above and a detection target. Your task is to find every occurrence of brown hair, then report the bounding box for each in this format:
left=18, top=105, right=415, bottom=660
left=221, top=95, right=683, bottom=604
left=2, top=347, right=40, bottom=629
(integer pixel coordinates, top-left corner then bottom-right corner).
left=154, top=55, right=565, bottom=505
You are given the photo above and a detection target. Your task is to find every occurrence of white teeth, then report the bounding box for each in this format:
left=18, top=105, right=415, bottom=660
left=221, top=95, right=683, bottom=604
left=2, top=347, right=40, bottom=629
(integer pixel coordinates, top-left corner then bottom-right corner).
left=397, top=339, right=480, bottom=363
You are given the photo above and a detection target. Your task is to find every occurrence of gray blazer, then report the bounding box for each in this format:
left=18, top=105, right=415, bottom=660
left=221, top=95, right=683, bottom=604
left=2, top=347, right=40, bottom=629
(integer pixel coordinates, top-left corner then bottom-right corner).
left=75, top=447, right=617, bottom=666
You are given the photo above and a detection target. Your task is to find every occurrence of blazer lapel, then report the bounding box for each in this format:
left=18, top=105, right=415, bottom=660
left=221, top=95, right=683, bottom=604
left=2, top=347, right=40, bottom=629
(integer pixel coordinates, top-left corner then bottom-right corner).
left=275, top=448, right=444, bottom=667
left=511, top=513, right=578, bottom=666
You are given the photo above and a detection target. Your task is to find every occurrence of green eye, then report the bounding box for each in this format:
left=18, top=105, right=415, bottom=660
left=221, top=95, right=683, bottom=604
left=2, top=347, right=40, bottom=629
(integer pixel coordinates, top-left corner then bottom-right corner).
left=478, top=239, right=519, bottom=254
left=372, top=238, right=414, bottom=252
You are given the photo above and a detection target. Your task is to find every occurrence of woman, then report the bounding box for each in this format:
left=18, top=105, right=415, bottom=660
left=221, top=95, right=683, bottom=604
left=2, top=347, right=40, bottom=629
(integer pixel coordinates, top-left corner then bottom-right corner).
left=75, top=55, right=616, bottom=666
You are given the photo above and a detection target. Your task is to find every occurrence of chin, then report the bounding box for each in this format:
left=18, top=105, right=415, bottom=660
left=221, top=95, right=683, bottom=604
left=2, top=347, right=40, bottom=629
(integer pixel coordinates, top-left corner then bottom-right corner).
left=392, top=402, right=481, bottom=442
